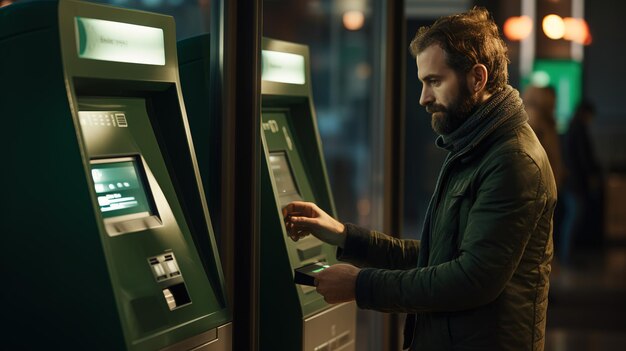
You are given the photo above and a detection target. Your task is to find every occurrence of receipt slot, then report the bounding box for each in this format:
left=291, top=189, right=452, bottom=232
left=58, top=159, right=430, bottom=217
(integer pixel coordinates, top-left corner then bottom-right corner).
left=260, top=38, right=357, bottom=351
left=1, top=1, right=230, bottom=350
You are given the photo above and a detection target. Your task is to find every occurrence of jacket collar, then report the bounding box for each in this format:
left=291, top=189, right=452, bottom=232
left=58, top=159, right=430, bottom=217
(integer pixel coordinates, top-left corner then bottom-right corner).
left=435, top=85, right=528, bottom=157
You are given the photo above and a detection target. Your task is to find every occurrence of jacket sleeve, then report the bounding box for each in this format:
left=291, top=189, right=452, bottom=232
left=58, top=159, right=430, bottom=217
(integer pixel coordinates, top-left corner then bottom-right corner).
left=355, top=151, right=549, bottom=313
left=336, top=223, right=420, bottom=270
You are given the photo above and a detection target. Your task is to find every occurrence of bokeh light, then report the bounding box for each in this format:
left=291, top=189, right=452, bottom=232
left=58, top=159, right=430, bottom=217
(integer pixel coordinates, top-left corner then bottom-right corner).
left=543, top=14, right=565, bottom=40
left=504, top=16, right=533, bottom=41
left=343, top=10, right=365, bottom=31
left=564, top=17, right=592, bottom=45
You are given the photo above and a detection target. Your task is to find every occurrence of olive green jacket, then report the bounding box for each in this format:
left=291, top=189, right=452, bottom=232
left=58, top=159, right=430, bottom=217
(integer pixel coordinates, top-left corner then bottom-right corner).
left=338, top=120, right=556, bottom=350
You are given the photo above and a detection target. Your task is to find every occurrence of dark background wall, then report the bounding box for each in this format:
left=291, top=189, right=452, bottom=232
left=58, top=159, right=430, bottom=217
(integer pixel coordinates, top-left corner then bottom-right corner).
left=584, top=0, right=626, bottom=171
left=585, top=0, right=626, bottom=122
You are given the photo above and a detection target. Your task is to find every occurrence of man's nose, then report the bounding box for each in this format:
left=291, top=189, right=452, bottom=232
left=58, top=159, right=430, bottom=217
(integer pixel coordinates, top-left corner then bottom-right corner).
left=419, top=86, right=433, bottom=107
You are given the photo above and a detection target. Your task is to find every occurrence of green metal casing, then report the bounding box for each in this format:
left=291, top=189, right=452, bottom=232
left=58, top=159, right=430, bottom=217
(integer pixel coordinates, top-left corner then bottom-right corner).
left=0, top=1, right=230, bottom=349
left=176, top=34, right=223, bottom=244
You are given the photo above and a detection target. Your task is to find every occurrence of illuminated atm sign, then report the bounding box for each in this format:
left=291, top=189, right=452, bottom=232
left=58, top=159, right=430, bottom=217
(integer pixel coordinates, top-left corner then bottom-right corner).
left=75, top=17, right=165, bottom=66
left=262, top=50, right=306, bottom=85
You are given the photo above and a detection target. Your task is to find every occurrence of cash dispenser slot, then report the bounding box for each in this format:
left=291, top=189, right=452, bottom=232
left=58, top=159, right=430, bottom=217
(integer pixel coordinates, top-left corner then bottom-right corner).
left=149, top=252, right=192, bottom=311
left=162, top=283, right=192, bottom=311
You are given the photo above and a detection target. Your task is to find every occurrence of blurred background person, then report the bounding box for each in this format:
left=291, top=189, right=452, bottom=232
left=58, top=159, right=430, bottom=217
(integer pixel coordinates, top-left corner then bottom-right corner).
left=561, top=100, right=605, bottom=265
left=523, top=85, right=566, bottom=259
left=523, top=85, right=564, bottom=187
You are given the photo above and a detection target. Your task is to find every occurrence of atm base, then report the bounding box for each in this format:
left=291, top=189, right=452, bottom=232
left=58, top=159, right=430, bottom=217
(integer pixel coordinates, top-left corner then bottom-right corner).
left=160, top=322, right=232, bottom=351
left=303, top=302, right=356, bottom=351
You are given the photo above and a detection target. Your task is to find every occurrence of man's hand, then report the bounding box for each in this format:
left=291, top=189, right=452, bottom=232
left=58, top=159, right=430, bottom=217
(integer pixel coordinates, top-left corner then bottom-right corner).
left=315, top=264, right=360, bottom=304
left=283, top=201, right=346, bottom=247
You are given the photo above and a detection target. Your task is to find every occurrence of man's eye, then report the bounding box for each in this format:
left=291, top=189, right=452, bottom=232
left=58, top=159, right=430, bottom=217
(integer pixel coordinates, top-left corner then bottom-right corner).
left=430, top=80, right=440, bottom=86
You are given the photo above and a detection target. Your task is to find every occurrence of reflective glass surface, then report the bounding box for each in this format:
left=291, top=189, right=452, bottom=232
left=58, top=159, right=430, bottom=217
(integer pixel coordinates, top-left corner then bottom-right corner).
left=264, top=1, right=387, bottom=350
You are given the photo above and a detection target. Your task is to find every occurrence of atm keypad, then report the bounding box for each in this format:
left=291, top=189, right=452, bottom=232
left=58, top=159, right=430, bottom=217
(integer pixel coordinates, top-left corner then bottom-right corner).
left=149, top=252, right=182, bottom=282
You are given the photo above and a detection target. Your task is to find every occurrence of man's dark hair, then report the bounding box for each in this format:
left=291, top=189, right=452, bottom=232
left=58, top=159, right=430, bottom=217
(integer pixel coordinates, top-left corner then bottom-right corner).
left=409, top=7, right=509, bottom=93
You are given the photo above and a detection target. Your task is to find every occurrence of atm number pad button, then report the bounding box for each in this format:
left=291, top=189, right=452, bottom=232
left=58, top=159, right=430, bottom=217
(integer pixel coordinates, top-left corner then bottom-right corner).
left=148, top=252, right=182, bottom=282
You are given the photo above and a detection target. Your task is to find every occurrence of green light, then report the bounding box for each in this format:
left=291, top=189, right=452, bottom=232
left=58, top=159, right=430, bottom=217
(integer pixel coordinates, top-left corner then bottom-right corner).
left=75, top=17, right=165, bottom=66
left=530, top=71, right=551, bottom=87
left=528, top=60, right=583, bottom=133
left=262, top=50, right=306, bottom=85
left=312, top=264, right=330, bottom=273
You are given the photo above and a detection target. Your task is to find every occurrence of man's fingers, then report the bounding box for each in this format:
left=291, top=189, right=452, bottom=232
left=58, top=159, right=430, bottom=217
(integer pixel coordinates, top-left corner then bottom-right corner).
left=288, top=215, right=318, bottom=226
left=282, top=210, right=303, bottom=220
left=282, top=201, right=317, bottom=218
left=284, top=216, right=316, bottom=232
left=288, top=230, right=312, bottom=242
left=314, top=279, right=336, bottom=304
left=282, top=201, right=307, bottom=214
left=285, top=216, right=318, bottom=241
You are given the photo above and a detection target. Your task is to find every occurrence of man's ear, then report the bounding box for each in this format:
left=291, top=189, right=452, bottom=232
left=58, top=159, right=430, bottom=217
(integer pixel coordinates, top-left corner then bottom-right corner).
left=466, top=64, right=488, bottom=93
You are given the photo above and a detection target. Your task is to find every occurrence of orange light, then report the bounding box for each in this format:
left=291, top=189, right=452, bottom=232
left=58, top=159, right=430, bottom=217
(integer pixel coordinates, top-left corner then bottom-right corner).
left=563, top=17, right=592, bottom=45
left=543, top=14, right=565, bottom=40
left=343, top=10, right=365, bottom=31
left=503, top=16, right=533, bottom=41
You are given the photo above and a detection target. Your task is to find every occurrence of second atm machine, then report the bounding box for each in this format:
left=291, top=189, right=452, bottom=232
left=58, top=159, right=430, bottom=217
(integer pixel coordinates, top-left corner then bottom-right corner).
left=1, top=1, right=230, bottom=349
left=259, top=38, right=356, bottom=351
left=177, top=36, right=356, bottom=350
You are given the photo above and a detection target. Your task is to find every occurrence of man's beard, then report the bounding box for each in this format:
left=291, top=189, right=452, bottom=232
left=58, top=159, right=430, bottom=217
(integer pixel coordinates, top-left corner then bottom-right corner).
left=427, top=84, right=479, bottom=135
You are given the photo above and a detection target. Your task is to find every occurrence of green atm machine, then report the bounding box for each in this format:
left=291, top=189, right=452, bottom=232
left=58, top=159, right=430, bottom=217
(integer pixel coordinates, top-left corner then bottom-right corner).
left=1, top=1, right=230, bottom=349
left=259, top=38, right=356, bottom=351
left=176, top=36, right=356, bottom=350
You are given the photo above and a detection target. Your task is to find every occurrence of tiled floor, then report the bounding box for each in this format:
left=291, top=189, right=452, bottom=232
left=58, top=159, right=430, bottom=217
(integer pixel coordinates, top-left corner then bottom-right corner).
left=545, top=245, right=626, bottom=351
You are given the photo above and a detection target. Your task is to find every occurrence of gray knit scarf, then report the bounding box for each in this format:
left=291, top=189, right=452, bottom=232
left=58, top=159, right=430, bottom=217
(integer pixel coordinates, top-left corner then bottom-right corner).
left=435, top=84, right=528, bottom=154
left=416, top=85, right=528, bottom=269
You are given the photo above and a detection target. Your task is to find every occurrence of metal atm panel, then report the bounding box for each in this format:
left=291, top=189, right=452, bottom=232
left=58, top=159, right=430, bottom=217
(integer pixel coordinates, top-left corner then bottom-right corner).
left=1, top=1, right=231, bottom=349
left=76, top=97, right=224, bottom=347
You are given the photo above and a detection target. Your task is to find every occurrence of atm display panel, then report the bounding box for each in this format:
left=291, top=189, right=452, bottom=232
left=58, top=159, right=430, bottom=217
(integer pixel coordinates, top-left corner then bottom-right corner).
left=90, top=157, right=156, bottom=219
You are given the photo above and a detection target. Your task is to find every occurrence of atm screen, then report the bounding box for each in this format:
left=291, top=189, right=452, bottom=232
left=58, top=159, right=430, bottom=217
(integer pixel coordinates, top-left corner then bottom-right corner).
left=90, top=158, right=155, bottom=219
left=269, top=152, right=302, bottom=207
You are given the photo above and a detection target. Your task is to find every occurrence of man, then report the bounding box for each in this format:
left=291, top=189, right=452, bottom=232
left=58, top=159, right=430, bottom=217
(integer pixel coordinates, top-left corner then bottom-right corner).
left=283, top=6, right=556, bottom=351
